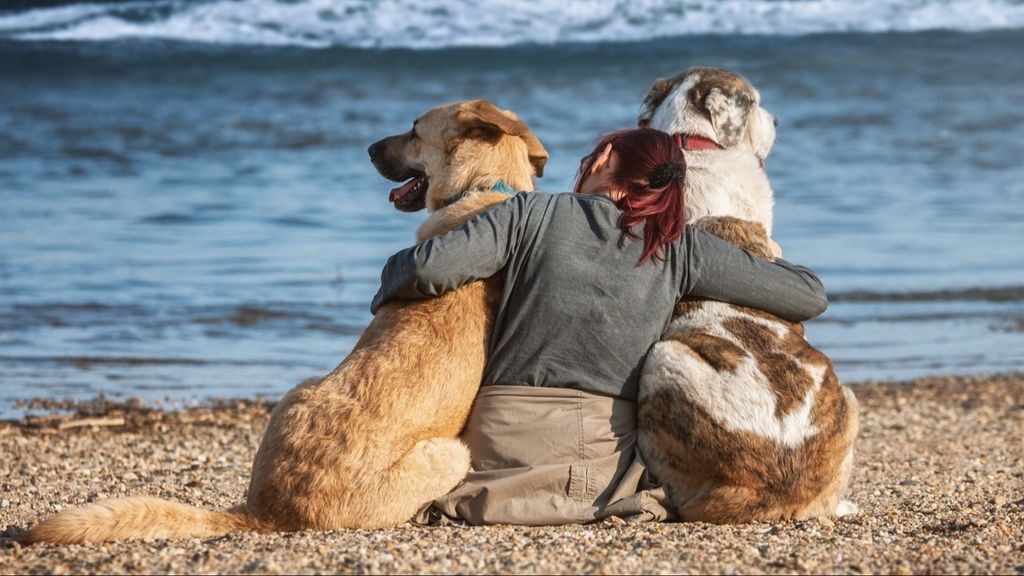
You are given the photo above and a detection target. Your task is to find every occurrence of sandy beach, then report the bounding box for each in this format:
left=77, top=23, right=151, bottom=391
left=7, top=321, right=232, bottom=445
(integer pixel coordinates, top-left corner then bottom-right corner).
left=0, top=373, right=1021, bottom=574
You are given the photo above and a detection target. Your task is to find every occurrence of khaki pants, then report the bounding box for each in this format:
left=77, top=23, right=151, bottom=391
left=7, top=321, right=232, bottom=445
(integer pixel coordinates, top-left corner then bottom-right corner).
left=415, top=385, right=671, bottom=526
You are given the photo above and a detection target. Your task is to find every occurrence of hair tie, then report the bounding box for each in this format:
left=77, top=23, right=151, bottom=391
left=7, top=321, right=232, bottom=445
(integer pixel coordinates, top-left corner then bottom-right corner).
left=648, top=160, right=686, bottom=190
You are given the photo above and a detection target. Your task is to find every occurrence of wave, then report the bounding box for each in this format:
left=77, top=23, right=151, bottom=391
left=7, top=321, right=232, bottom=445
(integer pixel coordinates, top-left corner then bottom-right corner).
left=1, top=0, right=1023, bottom=49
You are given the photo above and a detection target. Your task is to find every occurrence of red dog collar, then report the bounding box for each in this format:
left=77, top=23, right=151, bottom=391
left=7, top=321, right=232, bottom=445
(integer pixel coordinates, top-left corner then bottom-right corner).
left=674, top=133, right=722, bottom=151
left=673, top=132, right=765, bottom=170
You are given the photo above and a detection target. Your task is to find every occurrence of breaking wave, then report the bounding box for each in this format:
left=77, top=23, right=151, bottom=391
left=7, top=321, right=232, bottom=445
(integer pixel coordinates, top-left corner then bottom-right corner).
left=1, top=0, right=1023, bottom=49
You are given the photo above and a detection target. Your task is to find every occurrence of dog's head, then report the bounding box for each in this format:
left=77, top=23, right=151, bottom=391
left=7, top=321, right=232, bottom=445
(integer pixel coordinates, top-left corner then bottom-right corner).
left=637, top=67, right=776, bottom=161
left=368, top=99, right=548, bottom=212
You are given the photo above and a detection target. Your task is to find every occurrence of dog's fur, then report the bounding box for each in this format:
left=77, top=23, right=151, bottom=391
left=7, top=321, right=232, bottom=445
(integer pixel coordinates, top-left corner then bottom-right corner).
left=636, top=67, right=859, bottom=523
left=25, top=99, right=548, bottom=544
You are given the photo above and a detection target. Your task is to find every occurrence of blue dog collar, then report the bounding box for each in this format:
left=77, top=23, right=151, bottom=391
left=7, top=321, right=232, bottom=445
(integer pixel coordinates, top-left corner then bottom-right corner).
left=441, top=180, right=517, bottom=208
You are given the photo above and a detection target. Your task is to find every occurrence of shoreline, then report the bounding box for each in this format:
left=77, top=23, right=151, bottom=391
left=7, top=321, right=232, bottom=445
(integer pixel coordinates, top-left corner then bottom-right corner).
left=2, top=372, right=1022, bottom=574
left=4, top=370, right=1022, bottom=426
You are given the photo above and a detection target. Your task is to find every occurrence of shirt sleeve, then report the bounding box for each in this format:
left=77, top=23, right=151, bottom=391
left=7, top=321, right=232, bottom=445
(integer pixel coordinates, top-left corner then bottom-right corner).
left=370, top=192, right=531, bottom=314
left=681, top=227, right=829, bottom=322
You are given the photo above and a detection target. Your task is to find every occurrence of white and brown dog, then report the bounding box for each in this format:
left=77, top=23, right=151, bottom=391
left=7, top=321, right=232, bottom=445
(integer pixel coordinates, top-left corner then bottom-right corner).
left=636, top=67, right=859, bottom=523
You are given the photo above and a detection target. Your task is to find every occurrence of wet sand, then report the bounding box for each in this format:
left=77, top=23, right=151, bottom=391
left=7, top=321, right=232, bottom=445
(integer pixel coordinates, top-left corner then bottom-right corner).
left=1, top=373, right=1022, bottom=574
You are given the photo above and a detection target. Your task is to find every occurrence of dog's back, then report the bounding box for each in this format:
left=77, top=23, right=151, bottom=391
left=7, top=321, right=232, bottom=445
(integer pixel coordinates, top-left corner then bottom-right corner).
left=683, top=149, right=774, bottom=234
left=639, top=217, right=858, bottom=522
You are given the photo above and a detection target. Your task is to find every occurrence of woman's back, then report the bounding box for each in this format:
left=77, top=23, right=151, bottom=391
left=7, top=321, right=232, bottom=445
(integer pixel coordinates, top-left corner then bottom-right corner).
left=483, top=192, right=682, bottom=399
left=373, top=190, right=827, bottom=400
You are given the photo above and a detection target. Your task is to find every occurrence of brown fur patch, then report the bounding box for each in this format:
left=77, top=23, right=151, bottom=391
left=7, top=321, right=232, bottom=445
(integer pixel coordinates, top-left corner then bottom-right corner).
left=667, top=330, right=747, bottom=374
left=674, top=298, right=704, bottom=318
left=684, top=67, right=756, bottom=122
left=692, top=216, right=773, bottom=260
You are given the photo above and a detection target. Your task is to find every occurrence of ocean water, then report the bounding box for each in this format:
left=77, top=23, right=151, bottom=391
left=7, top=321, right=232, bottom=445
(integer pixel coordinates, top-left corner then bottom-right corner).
left=1, top=0, right=1023, bottom=415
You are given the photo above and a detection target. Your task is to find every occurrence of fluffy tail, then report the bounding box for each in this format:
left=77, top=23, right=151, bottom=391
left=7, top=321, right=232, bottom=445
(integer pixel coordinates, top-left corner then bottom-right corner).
left=23, top=496, right=269, bottom=544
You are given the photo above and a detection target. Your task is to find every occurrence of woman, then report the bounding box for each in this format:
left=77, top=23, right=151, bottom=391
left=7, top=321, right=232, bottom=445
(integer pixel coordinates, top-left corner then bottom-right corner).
left=371, top=129, right=827, bottom=525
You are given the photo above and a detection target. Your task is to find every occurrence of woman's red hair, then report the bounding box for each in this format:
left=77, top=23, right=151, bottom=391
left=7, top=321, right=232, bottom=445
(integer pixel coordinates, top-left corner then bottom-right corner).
left=574, top=129, right=687, bottom=264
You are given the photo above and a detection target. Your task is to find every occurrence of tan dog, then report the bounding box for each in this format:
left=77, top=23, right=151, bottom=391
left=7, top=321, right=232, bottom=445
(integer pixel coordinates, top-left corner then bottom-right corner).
left=636, top=67, right=859, bottom=523
left=25, top=99, right=547, bottom=543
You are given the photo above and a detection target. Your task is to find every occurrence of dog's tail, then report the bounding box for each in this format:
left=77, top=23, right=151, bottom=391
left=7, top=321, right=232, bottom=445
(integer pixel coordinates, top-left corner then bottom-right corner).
left=23, top=496, right=270, bottom=544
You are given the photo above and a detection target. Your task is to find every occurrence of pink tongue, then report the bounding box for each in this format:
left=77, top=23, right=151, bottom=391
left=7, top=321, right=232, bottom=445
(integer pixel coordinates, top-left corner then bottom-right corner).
left=389, top=178, right=420, bottom=202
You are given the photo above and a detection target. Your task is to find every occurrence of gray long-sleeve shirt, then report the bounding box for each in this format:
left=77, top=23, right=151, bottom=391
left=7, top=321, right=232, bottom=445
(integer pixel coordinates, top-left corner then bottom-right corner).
left=372, top=192, right=827, bottom=400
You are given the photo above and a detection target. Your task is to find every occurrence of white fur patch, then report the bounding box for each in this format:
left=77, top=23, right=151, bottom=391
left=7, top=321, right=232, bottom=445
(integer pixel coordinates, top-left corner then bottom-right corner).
left=665, top=301, right=785, bottom=339
left=649, top=76, right=700, bottom=137
left=836, top=499, right=860, bottom=517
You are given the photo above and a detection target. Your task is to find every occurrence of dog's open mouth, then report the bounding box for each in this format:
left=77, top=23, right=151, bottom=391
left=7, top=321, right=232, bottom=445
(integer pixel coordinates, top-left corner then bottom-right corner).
left=389, top=173, right=428, bottom=212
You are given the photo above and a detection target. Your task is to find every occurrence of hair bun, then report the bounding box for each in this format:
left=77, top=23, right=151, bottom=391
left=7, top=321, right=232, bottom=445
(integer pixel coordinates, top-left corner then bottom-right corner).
left=648, top=161, right=686, bottom=190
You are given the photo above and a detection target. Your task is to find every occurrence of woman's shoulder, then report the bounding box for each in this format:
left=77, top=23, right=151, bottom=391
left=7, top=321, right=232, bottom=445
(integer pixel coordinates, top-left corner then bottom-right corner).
left=509, top=191, right=560, bottom=212
left=519, top=191, right=617, bottom=208
left=506, top=192, right=618, bottom=224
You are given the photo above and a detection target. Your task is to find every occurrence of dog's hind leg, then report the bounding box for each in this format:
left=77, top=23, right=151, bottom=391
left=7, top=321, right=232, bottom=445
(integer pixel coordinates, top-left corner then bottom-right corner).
left=362, top=437, right=471, bottom=528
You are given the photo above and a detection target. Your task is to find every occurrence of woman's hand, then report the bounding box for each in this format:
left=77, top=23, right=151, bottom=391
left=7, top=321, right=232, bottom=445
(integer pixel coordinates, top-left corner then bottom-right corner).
left=769, top=238, right=783, bottom=259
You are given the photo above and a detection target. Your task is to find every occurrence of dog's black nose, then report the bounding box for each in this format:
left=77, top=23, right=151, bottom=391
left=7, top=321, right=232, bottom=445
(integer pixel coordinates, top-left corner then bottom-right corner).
left=773, top=117, right=779, bottom=128
left=368, top=140, right=383, bottom=160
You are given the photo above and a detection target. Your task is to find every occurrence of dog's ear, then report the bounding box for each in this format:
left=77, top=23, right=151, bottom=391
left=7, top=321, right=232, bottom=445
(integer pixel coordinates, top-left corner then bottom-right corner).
left=457, top=100, right=548, bottom=177
left=519, top=130, right=548, bottom=178
left=637, top=78, right=674, bottom=128
left=704, top=87, right=754, bottom=148
left=457, top=100, right=526, bottom=141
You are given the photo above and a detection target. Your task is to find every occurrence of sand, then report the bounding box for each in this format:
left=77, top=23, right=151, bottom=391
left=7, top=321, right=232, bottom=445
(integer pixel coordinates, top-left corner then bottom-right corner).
left=1, top=373, right=1022, bottom=574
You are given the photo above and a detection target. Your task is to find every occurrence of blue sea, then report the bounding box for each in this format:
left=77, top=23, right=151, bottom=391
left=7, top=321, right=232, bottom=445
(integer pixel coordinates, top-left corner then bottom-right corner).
left=1, top=0, right=1023, bottom=415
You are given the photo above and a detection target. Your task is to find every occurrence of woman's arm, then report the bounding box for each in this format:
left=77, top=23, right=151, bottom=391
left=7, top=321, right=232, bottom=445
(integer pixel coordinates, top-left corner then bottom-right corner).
left=682, top=228, right=828, bottom=322
left=370, top=192, right=531, bottom=314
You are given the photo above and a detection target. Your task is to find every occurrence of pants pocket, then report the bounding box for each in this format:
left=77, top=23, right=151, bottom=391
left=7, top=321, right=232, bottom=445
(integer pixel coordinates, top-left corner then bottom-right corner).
left=567, top=463, right=591, bottom=501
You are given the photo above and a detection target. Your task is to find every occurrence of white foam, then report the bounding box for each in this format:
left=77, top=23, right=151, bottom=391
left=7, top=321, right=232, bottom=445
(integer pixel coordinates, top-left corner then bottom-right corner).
left=2, top=0, right=1023, bottom=49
